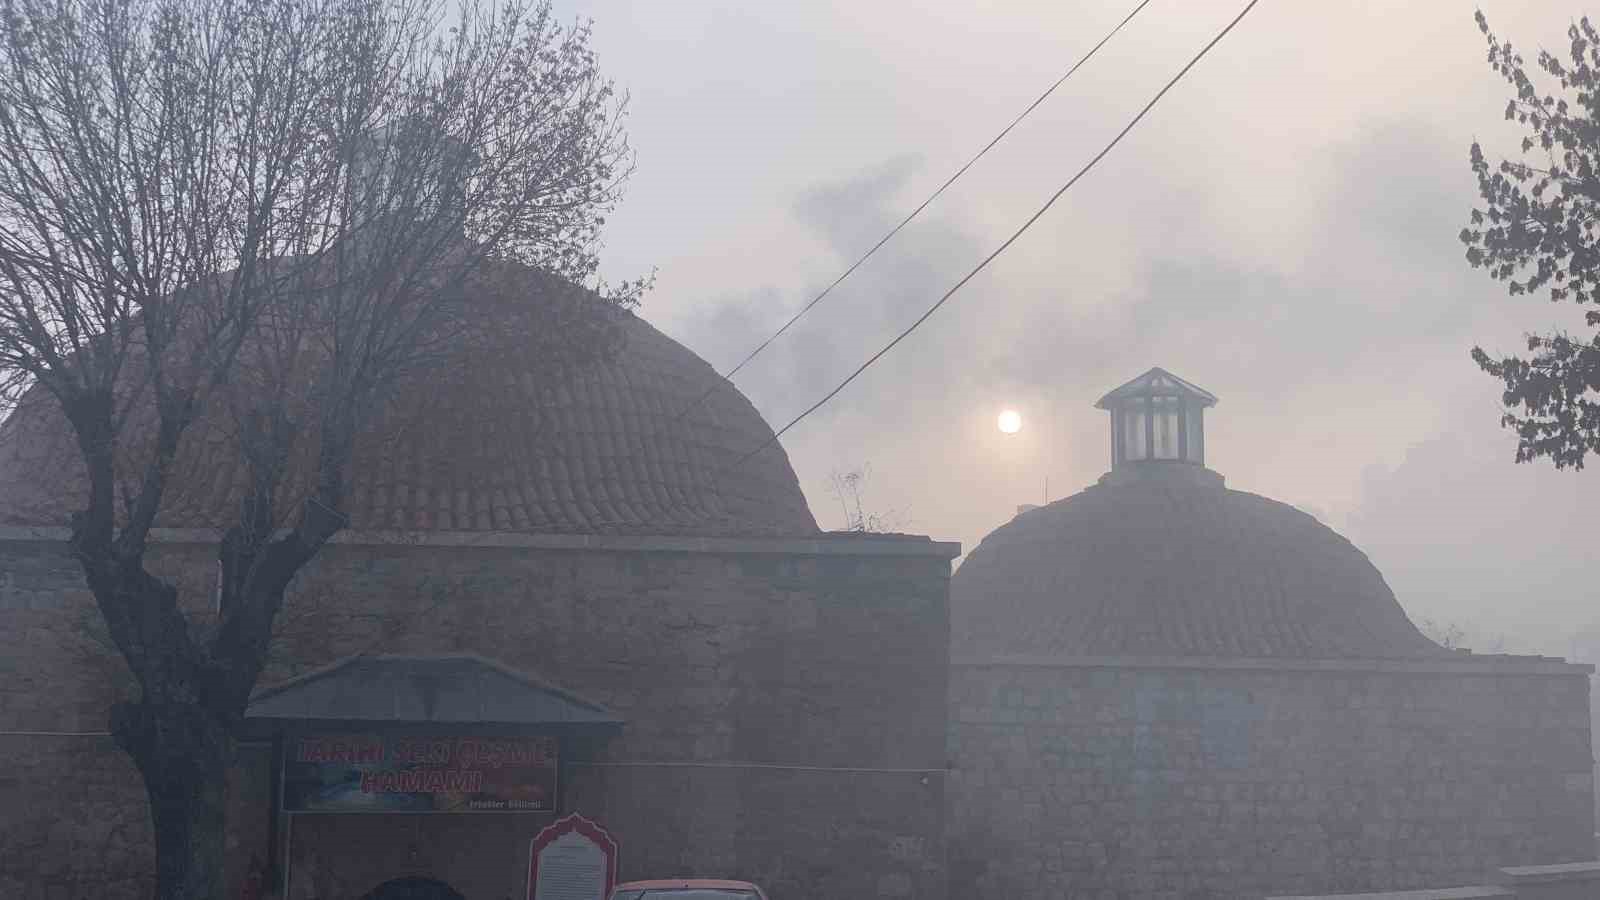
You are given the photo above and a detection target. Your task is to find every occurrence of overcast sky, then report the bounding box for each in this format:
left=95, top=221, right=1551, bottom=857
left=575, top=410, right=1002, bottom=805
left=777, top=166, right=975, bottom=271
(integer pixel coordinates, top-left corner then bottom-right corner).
left=559, top=1, right=1600, bottom=658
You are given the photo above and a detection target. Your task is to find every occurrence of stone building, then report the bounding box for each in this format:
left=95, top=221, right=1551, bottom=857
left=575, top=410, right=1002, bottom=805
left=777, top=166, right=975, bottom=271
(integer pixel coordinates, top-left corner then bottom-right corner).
left=0, top=276, right=958, bottom=900
left=5, top=313, right=1593, bottom=900
left=947, top=368, right=1596, bottom=898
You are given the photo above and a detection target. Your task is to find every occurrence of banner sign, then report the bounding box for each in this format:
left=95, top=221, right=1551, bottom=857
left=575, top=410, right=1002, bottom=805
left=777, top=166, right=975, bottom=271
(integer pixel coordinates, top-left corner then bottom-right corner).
left=282, top=734, right=558, bottom=814
left=527, top=813, right=618, bottom=900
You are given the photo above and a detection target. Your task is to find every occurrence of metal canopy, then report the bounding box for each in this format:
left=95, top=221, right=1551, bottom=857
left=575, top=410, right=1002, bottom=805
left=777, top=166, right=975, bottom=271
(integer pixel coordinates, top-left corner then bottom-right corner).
left=245, top=654, right=623, bottom=732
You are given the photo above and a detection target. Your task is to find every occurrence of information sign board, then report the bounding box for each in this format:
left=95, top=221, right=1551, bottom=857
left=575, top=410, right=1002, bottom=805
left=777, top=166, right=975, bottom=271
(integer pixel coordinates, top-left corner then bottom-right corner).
left=526, top=813, right=618, bottom=900
left=282, top=734, right=557, bottom=813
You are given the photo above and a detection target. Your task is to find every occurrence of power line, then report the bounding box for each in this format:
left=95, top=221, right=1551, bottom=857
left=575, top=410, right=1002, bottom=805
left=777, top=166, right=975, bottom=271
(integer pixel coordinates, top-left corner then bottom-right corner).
left=668, top=0, right=1155, bottom=425
left=727, top=0, right=1263, bottom=474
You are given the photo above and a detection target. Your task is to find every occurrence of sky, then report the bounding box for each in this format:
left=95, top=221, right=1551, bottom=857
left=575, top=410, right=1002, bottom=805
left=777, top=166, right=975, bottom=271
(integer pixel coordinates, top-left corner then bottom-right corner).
left=557, top=0, right=1600, bottom=658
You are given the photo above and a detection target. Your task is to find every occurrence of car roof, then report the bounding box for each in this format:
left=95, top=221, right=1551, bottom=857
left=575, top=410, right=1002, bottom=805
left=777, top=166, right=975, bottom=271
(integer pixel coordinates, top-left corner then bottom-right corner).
left=614, top=879, right=761, bottom=890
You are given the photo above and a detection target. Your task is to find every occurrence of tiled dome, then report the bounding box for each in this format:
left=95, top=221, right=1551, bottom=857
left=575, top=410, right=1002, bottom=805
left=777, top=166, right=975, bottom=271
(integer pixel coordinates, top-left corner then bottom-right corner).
left=0, top=261, right=817, bottom=537
left=952, top=469, right=1447, bottom=660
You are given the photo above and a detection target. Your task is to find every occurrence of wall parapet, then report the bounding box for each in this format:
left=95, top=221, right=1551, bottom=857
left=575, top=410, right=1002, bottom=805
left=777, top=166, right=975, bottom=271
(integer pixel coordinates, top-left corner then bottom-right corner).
left=1267, top=861, right=1600, bottom=900
left=1266, top=888, right=1516, bottom=899
left=1497, top=860, right=1600, bottom=883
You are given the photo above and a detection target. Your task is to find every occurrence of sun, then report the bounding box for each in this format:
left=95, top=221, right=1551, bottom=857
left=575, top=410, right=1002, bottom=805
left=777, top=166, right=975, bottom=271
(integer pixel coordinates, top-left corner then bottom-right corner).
left=997, top=409, right=1022, bottom=434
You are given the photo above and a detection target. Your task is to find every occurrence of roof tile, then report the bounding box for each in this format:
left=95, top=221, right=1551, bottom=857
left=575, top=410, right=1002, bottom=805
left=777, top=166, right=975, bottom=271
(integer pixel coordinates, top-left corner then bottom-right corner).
left=953, top=477, right=1447, bottom=661
left=0, top=263, right=816, bottom=538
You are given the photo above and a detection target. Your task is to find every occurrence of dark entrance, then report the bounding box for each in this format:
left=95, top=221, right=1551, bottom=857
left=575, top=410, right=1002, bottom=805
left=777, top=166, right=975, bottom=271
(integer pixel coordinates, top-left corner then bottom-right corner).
left=359, top=876, right=467, bottom=900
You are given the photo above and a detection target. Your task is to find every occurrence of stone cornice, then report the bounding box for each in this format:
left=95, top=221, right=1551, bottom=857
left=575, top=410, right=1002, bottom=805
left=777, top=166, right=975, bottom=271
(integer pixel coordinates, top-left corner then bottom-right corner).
left=953, top=653, right=1594, bottom=676
left=0, top=525, right=962, bottom=560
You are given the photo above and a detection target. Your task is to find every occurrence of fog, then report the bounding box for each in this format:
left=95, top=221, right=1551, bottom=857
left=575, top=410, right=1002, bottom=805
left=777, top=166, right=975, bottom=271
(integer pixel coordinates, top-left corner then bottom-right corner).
left=566, top=1, right=1598, bottom=658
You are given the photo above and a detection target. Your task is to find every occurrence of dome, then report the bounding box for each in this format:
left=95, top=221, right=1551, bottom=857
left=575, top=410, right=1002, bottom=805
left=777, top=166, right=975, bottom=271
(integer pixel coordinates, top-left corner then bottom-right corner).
left=0, top=262, right=817, bottom=537
left=952, top=471, right=1446, bottom=659
left=954, top=367, right=1446, bottom=661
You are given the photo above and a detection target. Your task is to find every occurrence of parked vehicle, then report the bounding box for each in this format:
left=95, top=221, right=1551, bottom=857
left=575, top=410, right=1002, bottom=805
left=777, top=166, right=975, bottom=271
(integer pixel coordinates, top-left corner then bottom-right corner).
left=609, top=878, right=768, bottom=899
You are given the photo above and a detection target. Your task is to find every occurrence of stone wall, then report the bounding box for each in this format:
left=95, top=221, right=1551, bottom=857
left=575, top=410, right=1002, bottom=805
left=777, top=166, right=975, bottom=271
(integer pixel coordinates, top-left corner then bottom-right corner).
left=948, top=656, right=1595, bottom=900
left=0, top=537, right=152, bottom=900
left=0, top=732, right=152, bottom=900
left=0, top=530, right=955, bottom=900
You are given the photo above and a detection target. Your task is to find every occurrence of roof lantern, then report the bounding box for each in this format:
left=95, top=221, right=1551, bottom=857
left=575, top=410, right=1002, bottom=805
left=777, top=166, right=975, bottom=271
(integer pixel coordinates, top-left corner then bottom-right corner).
left=350, top=117, right=475, bottom=234
left=1094, top=367, right=1217, bottom=472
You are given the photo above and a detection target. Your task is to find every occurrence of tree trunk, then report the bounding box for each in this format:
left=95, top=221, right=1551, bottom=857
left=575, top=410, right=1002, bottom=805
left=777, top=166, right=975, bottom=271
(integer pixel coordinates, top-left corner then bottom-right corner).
left=113, top=698, right=234, bottom=900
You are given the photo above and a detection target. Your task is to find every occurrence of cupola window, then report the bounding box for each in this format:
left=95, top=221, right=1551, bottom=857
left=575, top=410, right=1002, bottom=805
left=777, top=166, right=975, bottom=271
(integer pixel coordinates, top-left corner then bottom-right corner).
left=1095, top=368, right=1217, bottom=470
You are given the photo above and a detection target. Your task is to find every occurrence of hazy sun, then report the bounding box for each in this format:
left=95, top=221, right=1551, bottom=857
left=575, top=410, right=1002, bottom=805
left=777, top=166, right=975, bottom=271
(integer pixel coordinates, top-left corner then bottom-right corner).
left=997, top=409, right=1022, bottom=434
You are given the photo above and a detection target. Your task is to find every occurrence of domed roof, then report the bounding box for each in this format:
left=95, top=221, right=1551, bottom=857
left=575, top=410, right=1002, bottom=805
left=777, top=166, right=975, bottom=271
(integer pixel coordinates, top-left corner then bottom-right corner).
left=952, top=468, right=1447, bottom=660
left=0, top=263, right=817, bottom=537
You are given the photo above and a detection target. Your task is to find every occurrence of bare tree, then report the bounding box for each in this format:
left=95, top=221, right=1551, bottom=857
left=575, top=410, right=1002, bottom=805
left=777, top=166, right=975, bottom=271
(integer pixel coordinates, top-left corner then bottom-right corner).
left=1417, top=617, right=1468, bottom=651
left=1416, top=616, right=1516, bottom=654
left=0, top=0, right=639, bottom=896
left=825, top=463, right=905, bottom=533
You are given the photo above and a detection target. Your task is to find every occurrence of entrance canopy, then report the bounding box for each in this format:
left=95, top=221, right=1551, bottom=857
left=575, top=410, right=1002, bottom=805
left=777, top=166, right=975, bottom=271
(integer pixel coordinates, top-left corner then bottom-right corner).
left=244, top=654, right=623, bottom=737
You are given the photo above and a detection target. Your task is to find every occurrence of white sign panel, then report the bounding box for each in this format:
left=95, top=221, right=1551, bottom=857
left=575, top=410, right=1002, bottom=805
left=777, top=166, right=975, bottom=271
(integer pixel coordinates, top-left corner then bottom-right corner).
left=527, top=813, right=618, bottom=900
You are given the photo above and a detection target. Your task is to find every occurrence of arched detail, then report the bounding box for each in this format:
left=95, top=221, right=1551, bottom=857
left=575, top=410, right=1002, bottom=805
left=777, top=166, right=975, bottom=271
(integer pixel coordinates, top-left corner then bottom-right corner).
left=358, top=876, right=467, bottom=900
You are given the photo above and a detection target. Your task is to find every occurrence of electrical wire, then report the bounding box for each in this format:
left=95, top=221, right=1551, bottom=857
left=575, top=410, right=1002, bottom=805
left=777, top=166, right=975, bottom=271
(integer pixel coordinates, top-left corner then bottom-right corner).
left=666, top=0, right=1156, bottom=426
left=726, top=0, right=1263, bottom=474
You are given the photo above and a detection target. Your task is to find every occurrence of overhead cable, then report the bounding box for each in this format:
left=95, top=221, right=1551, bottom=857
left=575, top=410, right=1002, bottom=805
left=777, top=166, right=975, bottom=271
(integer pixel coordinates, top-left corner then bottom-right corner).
left=668, top=0, right=1156, bottom=424
left=727, top=0, right=1264, bottom=473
